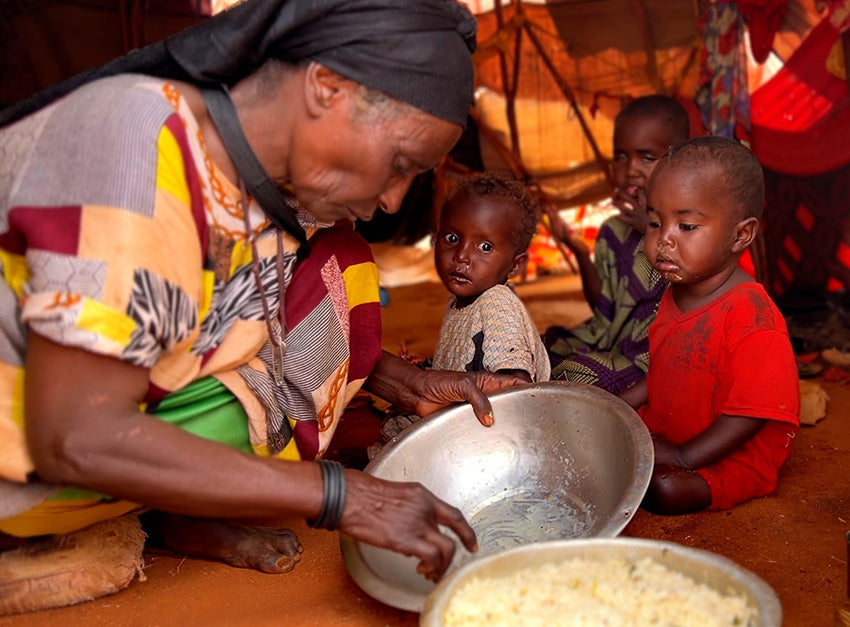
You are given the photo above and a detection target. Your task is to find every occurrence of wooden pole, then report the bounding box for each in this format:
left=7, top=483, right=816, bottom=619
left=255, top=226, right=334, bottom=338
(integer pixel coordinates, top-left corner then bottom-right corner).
left=494, top=0, right=522, bottom=160
left=517, top=4, right=614, bottom=188
left=628, top=0, right=662, bottom=93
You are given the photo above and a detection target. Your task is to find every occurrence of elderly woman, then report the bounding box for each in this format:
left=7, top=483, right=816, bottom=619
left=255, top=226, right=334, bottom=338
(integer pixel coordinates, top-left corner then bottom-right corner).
left=0, top=0, right=518, bottom=614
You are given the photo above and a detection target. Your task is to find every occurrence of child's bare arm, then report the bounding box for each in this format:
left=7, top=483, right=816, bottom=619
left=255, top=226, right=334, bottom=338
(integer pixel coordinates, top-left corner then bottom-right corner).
left=544, top=207, right=602, bottom=307
left=496, top=368, right=532, bottom=383
left=618, top=378, right=647, bottom=409
left=653, top=414, right=767, bottom=469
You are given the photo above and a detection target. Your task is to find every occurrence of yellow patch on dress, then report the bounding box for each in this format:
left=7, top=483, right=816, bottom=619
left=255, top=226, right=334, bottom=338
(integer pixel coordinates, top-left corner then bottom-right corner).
left=0, top=363, right=32, bottom=482
left=77, top=298, right=137, bottom=346
left=343, top=262, right=379, bottom=310
left=0, top=249, right=28, bottom=298
left=156, top=127, right=190, bottom=205
left=199, top=269, right=215, bottom=322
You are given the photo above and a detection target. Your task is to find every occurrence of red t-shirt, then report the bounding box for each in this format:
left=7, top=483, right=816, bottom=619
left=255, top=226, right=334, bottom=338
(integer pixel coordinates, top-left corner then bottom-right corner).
left=640, top=282, right=800, bottom=441
left=638, top=283, right=800, bottom=509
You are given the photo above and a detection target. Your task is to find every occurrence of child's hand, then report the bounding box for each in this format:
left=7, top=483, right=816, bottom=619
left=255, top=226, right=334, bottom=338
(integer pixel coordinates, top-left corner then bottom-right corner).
left=612, top=185, right=649, bottom=234
left=651, top=434, right=684, bottom=467
left=544, top=207, right=588, bottom=256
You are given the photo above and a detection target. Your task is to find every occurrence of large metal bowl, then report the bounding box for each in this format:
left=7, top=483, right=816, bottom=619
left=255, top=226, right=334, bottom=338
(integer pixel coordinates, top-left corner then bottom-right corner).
left=420, top=538, right=782, bottom=626
left=340, top=381, right=654, bottom=611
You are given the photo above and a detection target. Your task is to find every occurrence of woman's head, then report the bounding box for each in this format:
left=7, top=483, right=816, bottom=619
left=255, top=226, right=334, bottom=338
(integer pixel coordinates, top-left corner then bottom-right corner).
left=221, top=0, right=477, bottom=224
left=434, top=173, right=540, bottom=308
left=235, top=60, right=462, bottom=224
left=644, top=136, right=762, bottom=288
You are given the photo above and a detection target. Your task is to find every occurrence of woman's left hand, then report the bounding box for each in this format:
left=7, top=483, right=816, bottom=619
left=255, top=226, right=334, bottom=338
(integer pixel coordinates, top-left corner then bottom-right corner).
left=365, top=351, right=525, bottom=426
left=408, top=369, right=526, bottom=426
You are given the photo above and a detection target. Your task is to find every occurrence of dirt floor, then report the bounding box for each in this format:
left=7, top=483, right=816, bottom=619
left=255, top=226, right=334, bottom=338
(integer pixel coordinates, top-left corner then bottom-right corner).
left=3, top=274, right=849, bottom=626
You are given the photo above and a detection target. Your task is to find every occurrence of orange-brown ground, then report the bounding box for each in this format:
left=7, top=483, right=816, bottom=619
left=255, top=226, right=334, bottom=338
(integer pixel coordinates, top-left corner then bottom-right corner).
left=2, top=275, right=848, bottom=626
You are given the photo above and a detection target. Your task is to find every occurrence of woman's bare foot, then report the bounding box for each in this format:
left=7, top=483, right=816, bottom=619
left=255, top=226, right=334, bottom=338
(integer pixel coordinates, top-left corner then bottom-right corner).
left=141, top=512, right=303, bottom=574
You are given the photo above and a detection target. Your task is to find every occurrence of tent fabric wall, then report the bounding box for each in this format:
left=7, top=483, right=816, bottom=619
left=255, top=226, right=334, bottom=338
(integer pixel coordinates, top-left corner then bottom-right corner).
left=749, top=9, right=850, bottom=175
left=761, top=163, right=850, bottom=294
left=746, top=3, right=850, bottom=295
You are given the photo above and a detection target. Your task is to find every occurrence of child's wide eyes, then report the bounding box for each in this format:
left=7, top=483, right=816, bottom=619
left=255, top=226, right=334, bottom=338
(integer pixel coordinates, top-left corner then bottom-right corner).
left=444, top=233, right=459, bottom=244
left=477, top=242, right=493, bottom=253
left=647, top=220, right=660, bottom=229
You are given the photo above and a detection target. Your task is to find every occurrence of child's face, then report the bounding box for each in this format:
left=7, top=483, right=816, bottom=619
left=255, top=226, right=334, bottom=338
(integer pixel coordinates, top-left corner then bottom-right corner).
left=434, top=194, right=524, bottom=308
left=612, top=114, right=676, bottom=233
left=645, top=163, right=745, bottom=288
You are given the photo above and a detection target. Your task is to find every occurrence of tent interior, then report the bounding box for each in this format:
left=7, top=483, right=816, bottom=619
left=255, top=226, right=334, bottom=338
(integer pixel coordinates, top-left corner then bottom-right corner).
left=1, top=2, right=850, bottom=626
left=3, top=1, right=847, bottom=304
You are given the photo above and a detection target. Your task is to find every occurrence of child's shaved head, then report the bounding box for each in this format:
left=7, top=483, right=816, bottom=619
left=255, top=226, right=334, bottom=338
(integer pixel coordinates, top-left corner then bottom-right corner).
left=663, top=136, right=764, bottom=220
left=616, top=95, right=690, bottom=146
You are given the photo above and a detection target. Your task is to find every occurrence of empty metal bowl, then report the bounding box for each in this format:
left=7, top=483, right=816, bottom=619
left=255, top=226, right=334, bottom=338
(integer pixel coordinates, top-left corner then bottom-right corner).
left=340, top=381, right=654, bottom=611
left=420, top=538, right=781, bottom=626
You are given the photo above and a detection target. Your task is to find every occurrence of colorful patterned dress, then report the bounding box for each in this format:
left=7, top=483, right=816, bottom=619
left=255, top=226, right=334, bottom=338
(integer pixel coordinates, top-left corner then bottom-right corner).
left=543, top=216, right=666, bottom=394
left=0, top=75, right=381, bottom=535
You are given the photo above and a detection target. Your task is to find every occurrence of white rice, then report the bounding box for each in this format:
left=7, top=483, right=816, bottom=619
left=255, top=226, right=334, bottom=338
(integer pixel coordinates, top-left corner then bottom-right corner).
left=443, top=556, right=757, bottom=627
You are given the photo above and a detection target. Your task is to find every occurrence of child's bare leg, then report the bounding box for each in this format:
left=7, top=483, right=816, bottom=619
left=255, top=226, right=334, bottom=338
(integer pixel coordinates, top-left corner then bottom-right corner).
left=641, top=465, right=711, bottom=515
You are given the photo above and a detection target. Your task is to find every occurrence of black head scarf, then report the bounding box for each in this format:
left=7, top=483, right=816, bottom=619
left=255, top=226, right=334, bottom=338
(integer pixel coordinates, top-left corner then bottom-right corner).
left=0, top=0, right=478, bottom=252
left=0, top=0, right=477, bottom=127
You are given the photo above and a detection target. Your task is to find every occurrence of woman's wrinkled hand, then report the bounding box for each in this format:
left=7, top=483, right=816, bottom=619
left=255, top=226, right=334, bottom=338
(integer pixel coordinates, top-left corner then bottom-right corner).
left=341, top=471, right=477, bottom=582
left=410, top=369, right=526, bottom=426
left=366, top=352, right=525, bottom=427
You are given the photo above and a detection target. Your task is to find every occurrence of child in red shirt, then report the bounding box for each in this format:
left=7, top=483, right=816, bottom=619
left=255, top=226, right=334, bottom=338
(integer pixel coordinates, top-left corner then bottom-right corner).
left=627, top=136, right=800, bottom=514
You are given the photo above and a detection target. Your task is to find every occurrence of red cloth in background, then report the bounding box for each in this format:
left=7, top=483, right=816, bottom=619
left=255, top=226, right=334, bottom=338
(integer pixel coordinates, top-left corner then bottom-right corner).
left=748, top=10, right=850, bottom=175
left=737, top=0, right=788, bottom=63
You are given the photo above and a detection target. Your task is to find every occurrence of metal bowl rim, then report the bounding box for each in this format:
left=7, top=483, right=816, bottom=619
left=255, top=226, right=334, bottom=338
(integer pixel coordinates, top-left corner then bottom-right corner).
left=420, top=537, right=782, bottom=626
left=341, top=381, right=656, bottom=612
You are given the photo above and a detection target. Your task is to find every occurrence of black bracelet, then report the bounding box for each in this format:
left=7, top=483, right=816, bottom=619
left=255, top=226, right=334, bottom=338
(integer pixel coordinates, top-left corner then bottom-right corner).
left=307, top=459, right=346, bottom=531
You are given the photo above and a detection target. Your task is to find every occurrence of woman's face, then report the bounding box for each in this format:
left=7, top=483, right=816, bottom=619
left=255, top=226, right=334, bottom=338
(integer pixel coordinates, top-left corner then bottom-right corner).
left=434, top=194, right=523, bottom=308
left=289, top=91, right=462, bottom=224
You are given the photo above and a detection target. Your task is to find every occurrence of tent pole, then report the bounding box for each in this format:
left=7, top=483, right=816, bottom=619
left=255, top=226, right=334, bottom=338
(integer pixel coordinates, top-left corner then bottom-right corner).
left=494, top=0, right=522, bottom=161
left=627, top=0, right=662, bottom=93
left=516, top=4, right=614, bottom=189
left=468, top=107, right=579, bottom=274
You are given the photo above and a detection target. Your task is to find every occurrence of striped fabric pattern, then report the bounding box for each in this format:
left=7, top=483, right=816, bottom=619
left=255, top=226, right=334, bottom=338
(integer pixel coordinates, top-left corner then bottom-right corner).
left=544, top=217, right=667, bottom=394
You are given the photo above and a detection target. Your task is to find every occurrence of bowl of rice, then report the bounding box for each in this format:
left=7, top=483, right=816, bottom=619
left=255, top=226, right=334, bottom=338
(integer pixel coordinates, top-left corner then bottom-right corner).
left=341, top=382, right=654, bottom=611
left=420, top=537, right=781, bottom=627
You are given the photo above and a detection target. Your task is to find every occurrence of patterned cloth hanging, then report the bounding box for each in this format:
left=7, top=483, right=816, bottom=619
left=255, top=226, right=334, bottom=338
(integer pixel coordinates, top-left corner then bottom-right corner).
left=696, top=2, right=751, bottom=139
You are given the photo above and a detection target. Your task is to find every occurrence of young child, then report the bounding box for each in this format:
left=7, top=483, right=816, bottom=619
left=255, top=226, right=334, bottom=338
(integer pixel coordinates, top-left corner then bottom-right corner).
left=543, top=95, right=690, bottom=397
left=634, top=136, right=800, bottom=515
left=430, top=172, right=550, bottom=383
left=376, top=173, right=549, bottom=447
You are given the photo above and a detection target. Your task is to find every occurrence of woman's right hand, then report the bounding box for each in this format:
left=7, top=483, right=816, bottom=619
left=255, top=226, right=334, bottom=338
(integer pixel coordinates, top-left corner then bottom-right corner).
left=340, top=470, right=477, bottom=582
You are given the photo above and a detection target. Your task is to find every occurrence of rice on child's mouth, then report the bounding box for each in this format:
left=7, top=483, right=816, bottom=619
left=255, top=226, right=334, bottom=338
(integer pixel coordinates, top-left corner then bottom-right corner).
left=443, top=556, right=757, bottom=627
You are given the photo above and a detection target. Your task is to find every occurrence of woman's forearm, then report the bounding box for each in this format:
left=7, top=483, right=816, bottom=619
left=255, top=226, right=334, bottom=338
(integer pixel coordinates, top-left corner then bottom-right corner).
left=25, top=332, right=323, bottom=523
left=39, top=410, right=325, bottom=522
left=364, top=350, right=418, bottom=412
